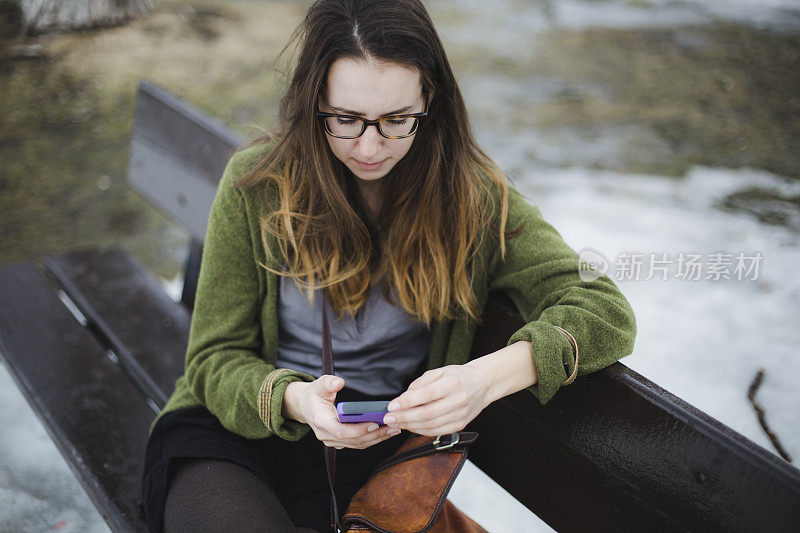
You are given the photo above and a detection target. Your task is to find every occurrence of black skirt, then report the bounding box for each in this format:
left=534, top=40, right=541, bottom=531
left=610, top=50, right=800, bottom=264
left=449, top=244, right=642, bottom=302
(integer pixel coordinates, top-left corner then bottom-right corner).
left=141, top=388, right=406, bottom=532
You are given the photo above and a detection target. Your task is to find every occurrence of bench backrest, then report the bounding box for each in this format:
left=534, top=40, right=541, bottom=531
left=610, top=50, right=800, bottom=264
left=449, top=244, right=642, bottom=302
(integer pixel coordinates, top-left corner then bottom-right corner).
left=128, top=81, right=243, bottom=308
left=129, top=81, right=243, bottom=243
left=128, top=81, right=800, bottom=531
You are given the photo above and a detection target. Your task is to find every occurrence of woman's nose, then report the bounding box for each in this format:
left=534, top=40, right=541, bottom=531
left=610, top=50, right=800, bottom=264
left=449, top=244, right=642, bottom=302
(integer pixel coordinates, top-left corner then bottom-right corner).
left=356, top=125, right=382, bottom=160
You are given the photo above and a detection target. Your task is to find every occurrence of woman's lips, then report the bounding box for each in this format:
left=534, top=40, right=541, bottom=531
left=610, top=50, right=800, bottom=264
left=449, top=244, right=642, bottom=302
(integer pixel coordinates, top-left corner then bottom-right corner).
left=354, top=158, right=385, bottom=170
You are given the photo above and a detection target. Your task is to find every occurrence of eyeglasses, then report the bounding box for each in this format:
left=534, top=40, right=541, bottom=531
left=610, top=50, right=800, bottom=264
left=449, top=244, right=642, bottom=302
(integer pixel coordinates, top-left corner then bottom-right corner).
left=316, top=99, right=429, bottom=139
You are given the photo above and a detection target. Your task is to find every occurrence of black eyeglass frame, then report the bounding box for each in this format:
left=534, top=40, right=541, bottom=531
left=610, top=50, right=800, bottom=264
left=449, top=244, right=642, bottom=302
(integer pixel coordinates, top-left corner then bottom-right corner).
left=315, top=97, right=430, bottom=139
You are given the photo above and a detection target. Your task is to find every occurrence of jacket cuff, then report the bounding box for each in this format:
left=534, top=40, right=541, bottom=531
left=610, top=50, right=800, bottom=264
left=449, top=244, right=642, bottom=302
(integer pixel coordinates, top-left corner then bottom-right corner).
left=507, top=320, right=577, bottom=405
left=257, top=368, right=316, bottom=441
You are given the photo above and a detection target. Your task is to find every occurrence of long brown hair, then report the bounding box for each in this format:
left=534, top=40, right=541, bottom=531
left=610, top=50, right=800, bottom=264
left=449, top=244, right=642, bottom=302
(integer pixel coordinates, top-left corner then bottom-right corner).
left=235, top=0, right=514, bottom=326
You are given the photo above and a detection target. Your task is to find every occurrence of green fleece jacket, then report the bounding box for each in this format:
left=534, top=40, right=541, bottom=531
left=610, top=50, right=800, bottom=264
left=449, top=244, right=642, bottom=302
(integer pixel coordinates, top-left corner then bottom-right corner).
left=153, top=143, right=637, bottom=440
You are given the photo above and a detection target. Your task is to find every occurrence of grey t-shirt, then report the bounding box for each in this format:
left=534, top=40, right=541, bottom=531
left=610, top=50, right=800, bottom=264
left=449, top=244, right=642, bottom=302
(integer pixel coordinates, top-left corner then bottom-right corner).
left=275, top=274, right=433, bottom=396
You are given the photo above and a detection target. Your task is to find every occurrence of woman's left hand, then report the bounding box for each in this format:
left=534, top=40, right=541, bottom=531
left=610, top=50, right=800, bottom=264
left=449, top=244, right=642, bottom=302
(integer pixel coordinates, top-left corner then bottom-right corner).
left=383, top=364, right=490, bottom=436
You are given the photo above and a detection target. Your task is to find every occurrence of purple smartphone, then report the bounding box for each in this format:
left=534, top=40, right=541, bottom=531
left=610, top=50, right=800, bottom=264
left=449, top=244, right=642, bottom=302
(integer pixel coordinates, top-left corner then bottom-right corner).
left=336, top=400, right=391, bottom=424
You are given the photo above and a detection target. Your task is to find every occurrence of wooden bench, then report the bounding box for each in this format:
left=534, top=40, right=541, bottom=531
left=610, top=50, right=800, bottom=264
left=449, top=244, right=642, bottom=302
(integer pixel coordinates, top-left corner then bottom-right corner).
left=1, top=80, right=799, bottom=532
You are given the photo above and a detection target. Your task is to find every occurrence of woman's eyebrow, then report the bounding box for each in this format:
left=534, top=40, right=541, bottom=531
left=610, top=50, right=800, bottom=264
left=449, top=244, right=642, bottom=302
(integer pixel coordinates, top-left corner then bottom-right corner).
left=329, top=104, right=414, bottom=116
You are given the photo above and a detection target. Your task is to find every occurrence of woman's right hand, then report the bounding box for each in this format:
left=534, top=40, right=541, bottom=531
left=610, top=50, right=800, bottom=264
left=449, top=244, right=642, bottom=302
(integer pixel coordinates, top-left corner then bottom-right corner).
left=283, top=376, right=401, bottom=449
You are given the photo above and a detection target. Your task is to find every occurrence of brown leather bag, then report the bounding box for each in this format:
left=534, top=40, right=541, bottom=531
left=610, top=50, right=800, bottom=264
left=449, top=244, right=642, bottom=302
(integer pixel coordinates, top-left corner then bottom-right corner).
left=321, top=303, right=486, bottom=533
left=340, top=433, right=487, bottom=533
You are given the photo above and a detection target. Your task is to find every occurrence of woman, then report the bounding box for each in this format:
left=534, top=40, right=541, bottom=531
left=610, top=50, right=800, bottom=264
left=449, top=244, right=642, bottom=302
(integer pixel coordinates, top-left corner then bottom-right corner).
left=141, top=0, right=637, bottom=531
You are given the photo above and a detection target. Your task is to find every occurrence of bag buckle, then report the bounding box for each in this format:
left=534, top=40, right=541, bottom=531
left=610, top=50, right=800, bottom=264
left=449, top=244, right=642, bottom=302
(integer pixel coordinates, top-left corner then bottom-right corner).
left=433, top=432, right=460, bottom=450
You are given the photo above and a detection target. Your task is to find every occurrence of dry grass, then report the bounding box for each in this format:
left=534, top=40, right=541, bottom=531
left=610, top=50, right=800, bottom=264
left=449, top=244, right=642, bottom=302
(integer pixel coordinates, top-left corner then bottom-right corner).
left=46, top=0, right=307, bottom=133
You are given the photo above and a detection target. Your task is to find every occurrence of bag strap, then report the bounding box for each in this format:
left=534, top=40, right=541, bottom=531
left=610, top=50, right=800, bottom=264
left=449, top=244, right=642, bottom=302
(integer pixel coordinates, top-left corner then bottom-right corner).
left=321, top=301, right=341, bottom=533
left=369, top=431, right=479, bottom=476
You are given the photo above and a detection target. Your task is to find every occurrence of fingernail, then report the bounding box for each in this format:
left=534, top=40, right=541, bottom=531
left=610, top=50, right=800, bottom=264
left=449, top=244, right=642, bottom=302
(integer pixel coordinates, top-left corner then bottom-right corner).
left=383, top=414, right=396, bottom=425
left=387, top=428, right=401, bottom=436
left=388, top=401, right=400, bottom=411
left=368, top=424, right=379, bottom=432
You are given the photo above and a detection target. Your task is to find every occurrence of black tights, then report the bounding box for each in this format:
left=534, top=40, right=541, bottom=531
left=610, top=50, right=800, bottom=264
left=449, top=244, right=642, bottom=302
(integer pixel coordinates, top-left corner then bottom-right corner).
left=163, top=458, right=321, bottom=533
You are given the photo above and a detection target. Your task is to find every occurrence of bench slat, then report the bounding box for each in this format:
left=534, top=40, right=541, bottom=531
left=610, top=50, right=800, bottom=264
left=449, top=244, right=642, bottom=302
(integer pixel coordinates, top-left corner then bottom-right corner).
left=128, top=80, right=242, bottom=242
left=0, top=262, right=153, bottom=533
left=44, top=247, right=190, bottom=408
left=469, top=293, right=800, bottom=531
